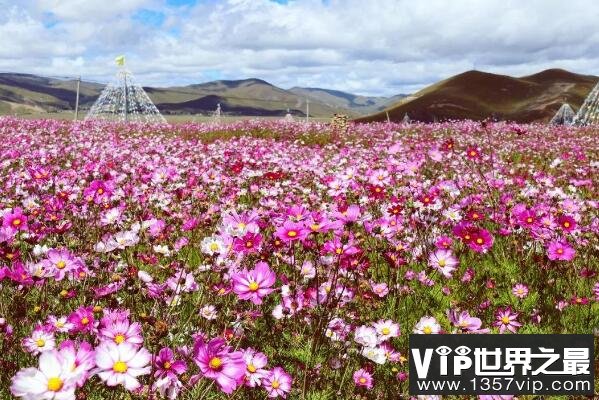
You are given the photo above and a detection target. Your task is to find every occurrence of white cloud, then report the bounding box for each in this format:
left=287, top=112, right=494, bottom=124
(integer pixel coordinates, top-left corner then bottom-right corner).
left=1, top=0, right=599, bottom=95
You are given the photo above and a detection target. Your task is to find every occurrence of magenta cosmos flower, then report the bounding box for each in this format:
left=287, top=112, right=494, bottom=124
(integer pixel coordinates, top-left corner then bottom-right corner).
left=493, top=307, right=522, bottom=333
left=353, top=368, right=373, bottom=389
left=67, top=306, right=95, bottom=334
left=263, top=367, right=293, bottom=398
left=193, top=337, right=246, bottom=394
left=154, top=347, right=187, bottom=380
left=94, top=342, right=151, bottom=391
left=232, top=232, right=263, bottom=254
left=2, top=207, right=28, bottom=232
left=274, top=220, right=310, bottom=243
left=231, top=261, right=276, bottom=305
left=546, top=240, right=575, bottom=261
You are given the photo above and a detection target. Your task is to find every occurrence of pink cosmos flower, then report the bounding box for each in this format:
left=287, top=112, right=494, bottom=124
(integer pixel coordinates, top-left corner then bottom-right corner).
left=493, top=307, right=522, bottom=333
left=43, top=248, right=78, bottom=281
left=447, top=310, right=488, bottom=333
left=99, top=318, right=143, bottom=346
left=371, top=282, right=389, bottom=298
left=11, top=350, right=78, bottom=400
left=428, top=249, right=459, bottom=278
left=547, top=240, right=575, bottom=261
left=263, top=367, right=293, bottom=398
left=94, top=342, right=151, bottom=391
left=231, top=261, right=276, bottom=305
left=193, top=337, right=246, bottom=394
left=275, top=220, right=310, bottom=243
left=372, top=319, right=400, bottom=340
left=2, top=207, right=28, bottom=232
left=154, top=347, right=187, bottom=380
left=512, top=283, right=529, bottom=299
left=353, top=368, right=373, bottom=389
left=242, top=348, right=269, bottom=387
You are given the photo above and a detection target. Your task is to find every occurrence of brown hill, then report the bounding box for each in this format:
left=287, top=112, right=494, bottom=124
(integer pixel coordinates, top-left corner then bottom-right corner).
left=357, top=69, right=598, bottom=123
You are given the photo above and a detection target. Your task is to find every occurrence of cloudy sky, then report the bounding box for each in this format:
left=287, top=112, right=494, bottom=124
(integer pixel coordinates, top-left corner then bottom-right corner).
left=2, top=0, right=599, bottom=96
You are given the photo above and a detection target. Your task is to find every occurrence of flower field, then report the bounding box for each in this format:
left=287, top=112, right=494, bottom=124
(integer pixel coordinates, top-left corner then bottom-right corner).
left=0, top=117, right=597, bottom=399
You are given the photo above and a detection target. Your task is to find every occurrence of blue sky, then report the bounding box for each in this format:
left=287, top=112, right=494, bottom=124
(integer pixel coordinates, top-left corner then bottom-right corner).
left=1, top=0, right=599, bottom=96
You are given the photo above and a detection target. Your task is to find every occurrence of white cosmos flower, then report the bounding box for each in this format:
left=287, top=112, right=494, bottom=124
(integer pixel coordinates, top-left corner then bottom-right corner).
left=361, top=346, right=387, bottom=365
left=354, top=325, right=380, bottom=348
left=94, top=342, right=151, bottom=391
left=11, top=350, right=78, bottom=400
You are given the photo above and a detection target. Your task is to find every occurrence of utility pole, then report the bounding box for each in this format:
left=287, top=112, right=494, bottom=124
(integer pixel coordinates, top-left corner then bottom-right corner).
left=306, top=98, right=309, bottom=123
left=386, top=111, right=390, bottom=123
left=74, top=76, right=81, bottom=121
left=124, top=73, right=128, bottom=122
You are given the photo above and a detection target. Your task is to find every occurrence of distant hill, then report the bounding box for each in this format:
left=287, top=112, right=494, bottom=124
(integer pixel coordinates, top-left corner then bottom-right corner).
left=288, top=87, right=405, bottom=115
left=357, top=69, right=598, bottom=123
left=0, top=73, right=395, bottom=118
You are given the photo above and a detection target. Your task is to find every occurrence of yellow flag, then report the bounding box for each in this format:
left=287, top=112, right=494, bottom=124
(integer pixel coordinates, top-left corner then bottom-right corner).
left=115, top=55, right=126, bottom=67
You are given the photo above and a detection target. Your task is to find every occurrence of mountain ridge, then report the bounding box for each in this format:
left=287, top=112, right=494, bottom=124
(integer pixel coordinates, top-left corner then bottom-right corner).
left=357, top=68, right=598, bottom=123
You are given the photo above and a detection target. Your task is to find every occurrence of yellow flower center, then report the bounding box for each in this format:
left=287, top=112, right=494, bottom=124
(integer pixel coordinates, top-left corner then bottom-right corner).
left=209, top=357, right=222, bottom=370
left=271, top=379, right=280, bottom=389
left=476, top=238, right=484, bottom=244
left=556, top=248, right=564, bottom=254
left=310, top=224, right=320, bottom=231
left=36, top=338, right=46, bottom=347
left=56, top=261, right=66, bottom=269
left=247, top=363, right=257, bottom=373
left=423, top=326, right=432, bottom=334
left=335, top=248, right=342, bottom=255
left=113, top=361, right=128, bottom=373
left=114, top=334, right=125, bottom=344
left=526, top=217, right=533, bottom=223
left=47, top=377, right=63, bottom=392
left=501, top=316, right=510, bottom=324
left=287, top=230, right=297, bottom=238
left=563, top=222, right=570, bottom=228
left=81, top=317, right=89, bottom=325
left=163, top=361, right=171, bottom=370
left=210, top=242, right=219, bottom=251
left=245, top=241, right=253, bottom=248
left=438, top=259, right=446, bottom=267
left=381, top=327, right=391, bottom=335
left=97, top=188, right=104, bottom=195
left=359, top=377, right=367, bottom=384
left=248, top=281, right=259, bottom=291
left=12, top=218, right=21, bottom=226
left=60, top=289, right=68, bottom=297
